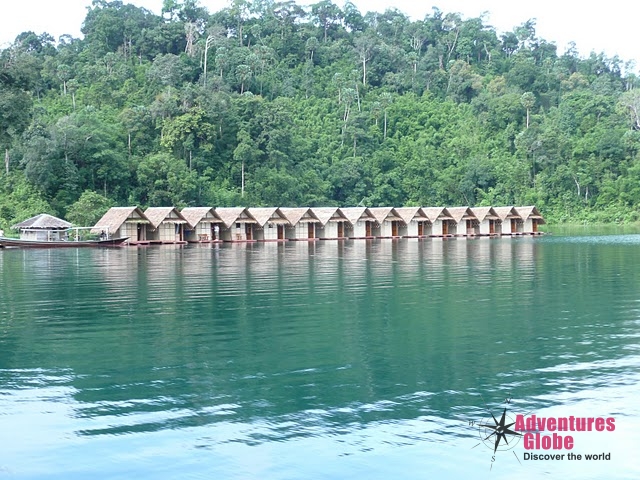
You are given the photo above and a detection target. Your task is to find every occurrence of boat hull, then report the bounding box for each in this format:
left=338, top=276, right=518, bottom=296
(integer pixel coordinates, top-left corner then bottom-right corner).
left=0, top=237, right=129, bottom=248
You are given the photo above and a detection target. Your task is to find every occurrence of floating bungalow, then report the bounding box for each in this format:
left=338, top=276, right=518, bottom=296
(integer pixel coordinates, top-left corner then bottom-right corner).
left=516, top=206, right=545, bottom=234
left=215, top=207, right=258, bottom=242
left=395, top=207, right=430, bottom=237
left=341, top=207, right=377, bottom=239
left=144, top=207, right=189, bottom=244
left=446, top=207, right=479, bottom=236
left=493, top=206, right=522, bottom=235
left=11, top=214, right=72, bottom=241
left=311, top=207, right=349, bottom=239
left=181, top=207, right=223, bottom=243
left=368, top=207, right=404, bottom=238
left=422, top=207, right=455, bottom=236
left=470, top=207, right=500, bottom=236
left=280, top=208, right=321, bottom=240
left=92, top=207, right=150, bottom=244
left=247, top=208, right=290, bottom=241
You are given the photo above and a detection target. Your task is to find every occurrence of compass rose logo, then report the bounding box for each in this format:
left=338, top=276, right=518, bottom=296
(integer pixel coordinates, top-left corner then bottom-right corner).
left=470, top=395, right=524, bottom=470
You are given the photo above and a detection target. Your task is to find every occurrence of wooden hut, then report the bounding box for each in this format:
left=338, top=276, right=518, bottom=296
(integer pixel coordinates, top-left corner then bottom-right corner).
left=247, top=208, right=290, bottom=241
left=446, top=207, right=478, bottom=236
left=280, top=208, right=320, bottom=240
left=181, top=207, right=223, bottom=243
left=422, top=207, right=455, bottom=236
left=92, top=207, right=150, bottom=244
left=493, top=206, right=522, bottom=235
left=215, top=207, right=258, bottom=242
left=341, top=207, right=377, bottom=239
left=470, top=207, right=500, bottom=236
left=368, top=207, right=404, bottom=237
left=11, top=214, right=72, bottom=241
left=311, top=207, right=349, bottom=239
left=395, top=207, right=430, bottom=237
left=516, top=206, right=545, bottom=234
left=144, top=207, right=189, bottom=244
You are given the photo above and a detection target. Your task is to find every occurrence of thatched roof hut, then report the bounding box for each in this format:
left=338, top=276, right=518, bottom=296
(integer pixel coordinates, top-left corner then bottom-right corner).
left=446, top=206, right=476, bottom=224
left=310, top=207, right=348, bottom=226
left=340, top=207, right=375, bottom=224
left=493, top=206, right=521, bottom=222
left=368, top=207, right=403, bottom=224
left=470, top=207, right=499, bottom=223
left=91, top=207, right=149, bottom=234
left=247, top=207, right=290, bottom=227
left=279, top=207, right=320, bottom=225
left=422, top=207, right=453, bottom=223
left=144, top=207, right=188, bottom=229
left=214, top=207, right=257, bottom=229
left=515, top=206, right=545, bottom=223
left=395, top=207, right=429, bottom=224
left=12, top=214, right=72, bottom=230
left=180, top=207, right=222, bottom=229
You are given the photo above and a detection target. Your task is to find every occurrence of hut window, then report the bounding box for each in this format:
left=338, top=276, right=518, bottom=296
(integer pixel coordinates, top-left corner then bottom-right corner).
left=236, top=223, right=241, bottom=229
left=268, top=223, right=273, bottom=228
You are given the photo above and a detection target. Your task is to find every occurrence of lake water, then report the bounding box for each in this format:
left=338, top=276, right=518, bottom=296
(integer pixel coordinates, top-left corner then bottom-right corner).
left=1, top=236, right=640, bottom=479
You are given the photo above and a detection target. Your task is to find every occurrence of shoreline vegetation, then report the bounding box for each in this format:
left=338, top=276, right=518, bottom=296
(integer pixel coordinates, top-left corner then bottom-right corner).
left=2, top=1, right=640, bottom=232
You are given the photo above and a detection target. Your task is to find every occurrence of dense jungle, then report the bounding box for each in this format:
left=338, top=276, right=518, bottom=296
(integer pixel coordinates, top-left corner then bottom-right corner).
left=2, top=0, right=640, bottom=228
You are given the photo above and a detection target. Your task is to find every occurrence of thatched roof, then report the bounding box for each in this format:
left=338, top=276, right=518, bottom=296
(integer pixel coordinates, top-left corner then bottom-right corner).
left=310, top=207, right=348, bottom=225
left=91, top=207, right=149, bottom=234
left=395, top=207, right=429, bottom=223
left=11, top=214, right=72, bottom=230
left=144, top=207, right=188, bottom=229
left=279, top=208, right=320, bottom=225
left=368, top=207, right=403, bottom=223
left=470, top=207, right=499, bottom=222
left=214, top=207, right=257, bottom=228
left=340, top=207, right=375, bottom=224
left=247, top=207, right=290, bottom=226
left=180, top=207, right=222, bottom=228
left=447, top=207, right=476, bottom=223
left=493, top=206, right=520, bottom=221
left=515, top=206, right=545, bottom=223
left=422, top=207, right=453, bottom=223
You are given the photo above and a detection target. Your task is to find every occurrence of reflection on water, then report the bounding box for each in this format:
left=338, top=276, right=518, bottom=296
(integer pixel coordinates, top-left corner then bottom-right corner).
left=1, top=237, right=640, bottom=479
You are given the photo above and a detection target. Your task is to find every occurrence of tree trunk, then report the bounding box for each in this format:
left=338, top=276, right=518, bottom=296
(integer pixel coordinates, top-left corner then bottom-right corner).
left=384, top=111, right=387, bottom=140
left=241, top=159, right=245, bottom=197
left=4, top=148, right=9, bottom=175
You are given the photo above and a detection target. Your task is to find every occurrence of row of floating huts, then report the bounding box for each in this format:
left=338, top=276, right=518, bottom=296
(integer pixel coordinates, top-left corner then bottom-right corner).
left=92, top=206, right=545, bottom=245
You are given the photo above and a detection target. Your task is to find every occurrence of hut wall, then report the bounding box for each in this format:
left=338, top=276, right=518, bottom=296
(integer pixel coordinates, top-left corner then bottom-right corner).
left=479, top=220, right=496, bottom=235
left=421, top=221, right=432, bottom=236
left=523, top=219, right=537, bottom=233
left=379, top=221, right=394, bottom=237
left=221, top=222, right=254, bottom=241
left=286, top=223, right=315, bottom=240
left=261, top=223, right=283, bottom=241
left=349, top=220, right=369, bottom=238
left=405, top=221, right=419, bottom=237
left=431, top=221, right=443, bottom=236
left=318, top=222, right=345, bottom=239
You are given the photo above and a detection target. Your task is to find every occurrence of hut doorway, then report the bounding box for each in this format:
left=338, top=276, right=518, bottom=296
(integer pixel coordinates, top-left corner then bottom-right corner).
left=391, top=221, right=399, bottom=237
left=442, top=222, right=449, bottom=235
left=417, top=222, right=423, bottom=236
left=137, top=224, right=145, bottom=241
left=245, top=224, right=253, bottom=240
left=489, top=220, right=495, bottom=234
left=308, top=223, right=315, bottom=239
left=277, top=225, right=285, bottom=239
left=533, top=220, right=538, bottom=232
left=511, top=219, right=517, bottom=232
left=210, top=224, right=217, bottom=240
left=337, top=222, right=344, bottom=238
left=365, top=222, right=372, bottom=237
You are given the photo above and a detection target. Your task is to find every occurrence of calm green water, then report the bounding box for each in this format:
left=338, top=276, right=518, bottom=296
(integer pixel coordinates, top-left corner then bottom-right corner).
left=1, top=236, right=640, bottom=479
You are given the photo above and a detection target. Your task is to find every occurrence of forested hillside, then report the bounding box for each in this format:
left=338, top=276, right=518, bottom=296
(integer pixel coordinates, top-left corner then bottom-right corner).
left=2, top=0, right=640, bottom=228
